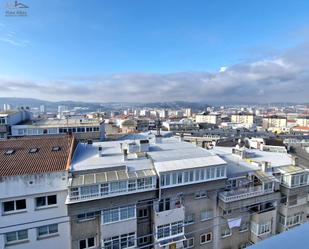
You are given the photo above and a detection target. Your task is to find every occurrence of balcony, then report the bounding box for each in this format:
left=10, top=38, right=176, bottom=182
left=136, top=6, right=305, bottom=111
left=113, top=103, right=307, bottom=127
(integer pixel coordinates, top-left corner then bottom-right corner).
left=219, top=186, right=274, bottom=203
left=153, top=200, right=185, bottom=228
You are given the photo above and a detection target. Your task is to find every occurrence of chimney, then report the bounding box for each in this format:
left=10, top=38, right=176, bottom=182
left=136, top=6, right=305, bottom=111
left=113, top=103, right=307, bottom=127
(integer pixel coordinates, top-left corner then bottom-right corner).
left=179, top=133, right=184, bottom=142
left=261, top=161, right=270, bottom=172
left=292, top=156, right=299, bottom=166
left=98, top=146, right=102, bottom=157
left=123, top=149, right=128, bottom=161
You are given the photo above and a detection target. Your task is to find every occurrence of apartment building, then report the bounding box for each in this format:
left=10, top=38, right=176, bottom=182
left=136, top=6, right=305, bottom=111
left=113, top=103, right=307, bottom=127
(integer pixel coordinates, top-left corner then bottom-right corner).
left=231, top=114, right=254, bottom=125
left=0, top=135, right=76, bottom=249
left=262, top=116, right=287, bottom=130
left=296, top=117, right=309, bottom=127
left=0, top=110, right=32, bottom=139
left=195, top=112, right=221, bottom=125
left=66, top=134, right=227, bottom=249
left=212, top=144, right=309, bottom=249
left=11, top=118, right=105, bottom=141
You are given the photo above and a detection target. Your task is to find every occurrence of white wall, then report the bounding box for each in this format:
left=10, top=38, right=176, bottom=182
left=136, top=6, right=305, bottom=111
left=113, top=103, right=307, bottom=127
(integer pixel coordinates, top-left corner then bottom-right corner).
left=0, top=171, right=70, bottom=249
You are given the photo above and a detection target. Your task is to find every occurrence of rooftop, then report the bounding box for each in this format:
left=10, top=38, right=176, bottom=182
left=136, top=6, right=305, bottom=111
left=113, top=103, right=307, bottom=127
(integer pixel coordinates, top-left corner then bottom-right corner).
left=0, top=135, right=75, bottom=177
left=16, top=118, right=102, bottom=127
left=71, top=134, right=227, bottom=174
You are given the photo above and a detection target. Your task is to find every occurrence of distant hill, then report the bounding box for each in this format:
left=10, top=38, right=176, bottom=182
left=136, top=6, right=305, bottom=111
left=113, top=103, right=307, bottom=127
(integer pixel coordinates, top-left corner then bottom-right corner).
left=0, top=97, right=209, bottom=111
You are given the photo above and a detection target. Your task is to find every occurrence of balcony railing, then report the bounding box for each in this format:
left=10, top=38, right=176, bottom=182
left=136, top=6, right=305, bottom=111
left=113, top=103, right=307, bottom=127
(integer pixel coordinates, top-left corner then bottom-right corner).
left=219, top=186, right=274, bottom=202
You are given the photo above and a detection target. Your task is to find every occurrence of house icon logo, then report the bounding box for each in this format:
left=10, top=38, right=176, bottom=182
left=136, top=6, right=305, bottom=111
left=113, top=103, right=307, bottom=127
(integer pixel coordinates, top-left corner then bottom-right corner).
left=5, top=1, right=29, bottom=16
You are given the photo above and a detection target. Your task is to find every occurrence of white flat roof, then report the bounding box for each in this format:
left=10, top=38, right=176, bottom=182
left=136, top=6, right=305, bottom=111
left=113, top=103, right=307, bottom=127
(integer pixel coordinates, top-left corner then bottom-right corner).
left=71, top=134, right=227, bottom=174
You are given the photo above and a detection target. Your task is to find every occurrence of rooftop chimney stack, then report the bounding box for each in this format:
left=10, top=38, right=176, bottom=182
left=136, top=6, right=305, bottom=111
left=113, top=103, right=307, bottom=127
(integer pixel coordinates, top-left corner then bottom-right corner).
left=123, top=149, right=128, bottom=161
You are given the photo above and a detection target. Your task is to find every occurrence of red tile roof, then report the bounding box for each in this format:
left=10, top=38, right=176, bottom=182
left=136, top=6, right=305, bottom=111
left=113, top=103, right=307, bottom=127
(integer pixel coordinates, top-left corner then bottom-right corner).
left=0, top=135, right=76, bottom=177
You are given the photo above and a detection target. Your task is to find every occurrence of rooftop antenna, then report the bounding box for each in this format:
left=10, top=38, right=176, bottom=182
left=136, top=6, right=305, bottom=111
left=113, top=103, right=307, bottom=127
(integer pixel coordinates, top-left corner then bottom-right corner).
left=155, top=118, right=162, bottom=136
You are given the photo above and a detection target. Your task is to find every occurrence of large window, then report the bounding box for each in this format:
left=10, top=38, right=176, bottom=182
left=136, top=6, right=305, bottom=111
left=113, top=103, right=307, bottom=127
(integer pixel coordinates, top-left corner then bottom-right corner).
left=70, top=177, right=155, bottom=201
left=36, top=195, right=57, bottom=208
left=286, top=213, right=301, bottom=227
left=102, top=205, right=135, bottom=224
left=160, top=166, right=226, bottom=187
left=103, top=233, right=135, bottom=249
left=5, top=230, right=28, bottom=245
left=2, top=199, right=26, bottom=214
left=157, top=221, right=183, bottom=239
left=291, top=174, right=309, bottom=187
left=37, top=224, right=58, bottom=238
left=79, top=237, right=95, bottom=249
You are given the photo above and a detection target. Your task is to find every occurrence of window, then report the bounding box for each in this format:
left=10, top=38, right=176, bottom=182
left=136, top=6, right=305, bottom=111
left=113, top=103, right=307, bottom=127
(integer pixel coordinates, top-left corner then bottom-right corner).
left=102, top=205, right=135, bottom=224
left=138, top=235, right=149, bottom=245
left=258, top=222, right=271, bottom=235
left=5, top=230, right=28, bottom=245
left=183, top=237, right=194, bottom=248
left=79, top=237, right=95, bottom=249
left=3, top=199, right=26, bottom=213
left=103, top=233, right=135, bottom=249
left=37, top=224, right=58, bottom=238
left=201, top=210, right=213, bottom=221
left=101, top=183, right=109, bottom=195
left=157, top=221, right=183, bottom=239
left=36, top=195, right=57, bottom=208
left=128, top=180, right=136, bottom=191
left=221, top=228, right=232, bottom=238
left=200, top=233, right=212, bottom=244
left=78, top=212, right=96, bottom=222
left=138, top=208, right=148, bottom=218
left=286, top=213, right=301, bottom=227
left=195, top=190, right=207, bottom=199
left=184, top=214, right=195, bottom=225
left=158, top=198, right=170, bottom=212
left=80, top=185, right=99, bottom=196
left=239, top=222, right=249, bottom=232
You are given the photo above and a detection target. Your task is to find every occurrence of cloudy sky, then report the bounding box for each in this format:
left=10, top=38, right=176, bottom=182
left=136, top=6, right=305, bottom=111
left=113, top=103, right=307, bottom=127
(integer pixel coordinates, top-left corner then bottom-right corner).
left=0, top=0, right=308, bottom=103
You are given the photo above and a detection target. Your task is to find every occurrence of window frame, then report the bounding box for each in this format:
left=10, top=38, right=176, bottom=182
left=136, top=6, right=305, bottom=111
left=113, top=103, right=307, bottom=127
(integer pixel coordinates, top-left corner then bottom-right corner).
left=200, top=233, right=212, bottom=244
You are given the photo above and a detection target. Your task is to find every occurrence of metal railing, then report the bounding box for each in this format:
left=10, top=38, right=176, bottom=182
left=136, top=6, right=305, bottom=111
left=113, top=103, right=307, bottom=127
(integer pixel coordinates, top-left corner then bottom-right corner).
left=219, top=186, right=274, bottom=202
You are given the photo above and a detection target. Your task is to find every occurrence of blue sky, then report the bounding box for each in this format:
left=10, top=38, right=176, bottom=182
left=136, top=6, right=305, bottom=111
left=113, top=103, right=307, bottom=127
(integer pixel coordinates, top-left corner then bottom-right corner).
left=0, top=0, right=309, bottom=102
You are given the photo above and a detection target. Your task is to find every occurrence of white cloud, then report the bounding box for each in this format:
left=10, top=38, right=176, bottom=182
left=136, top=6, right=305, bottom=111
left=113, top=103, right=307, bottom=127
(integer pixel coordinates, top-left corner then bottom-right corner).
left=0, top=42, right=308, bottom=103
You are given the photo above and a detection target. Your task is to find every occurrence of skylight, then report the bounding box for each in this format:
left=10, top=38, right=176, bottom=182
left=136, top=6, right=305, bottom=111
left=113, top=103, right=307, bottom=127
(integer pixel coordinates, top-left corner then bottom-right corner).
left=5, top=149, right=15, bottom=155
left=29, top=148, right=39, bottom=153
left=52, top=146, right=61, bottom=152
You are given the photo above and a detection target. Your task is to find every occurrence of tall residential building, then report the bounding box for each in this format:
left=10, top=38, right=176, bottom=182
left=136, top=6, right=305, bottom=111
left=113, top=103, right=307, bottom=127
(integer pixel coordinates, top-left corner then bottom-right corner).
left=39, top=105, right=46, bottom=114
left=262, top=116, right=287, bottom=129
left=184, top=108, right=192, bottom=118
left=195, top=112, right=221, bottom=125
left=3, top=104, right=11, bottom=112
left=231, top=113, right=255, bottom=125
left=0, top=135, right=76, bottom=249
left=11, top=118, right=105, bottom=141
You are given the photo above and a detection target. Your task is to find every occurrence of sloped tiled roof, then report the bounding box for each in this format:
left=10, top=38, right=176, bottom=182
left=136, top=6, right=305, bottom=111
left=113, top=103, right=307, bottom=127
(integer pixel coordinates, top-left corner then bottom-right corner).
left=0, top=135, right=76, bottom=177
